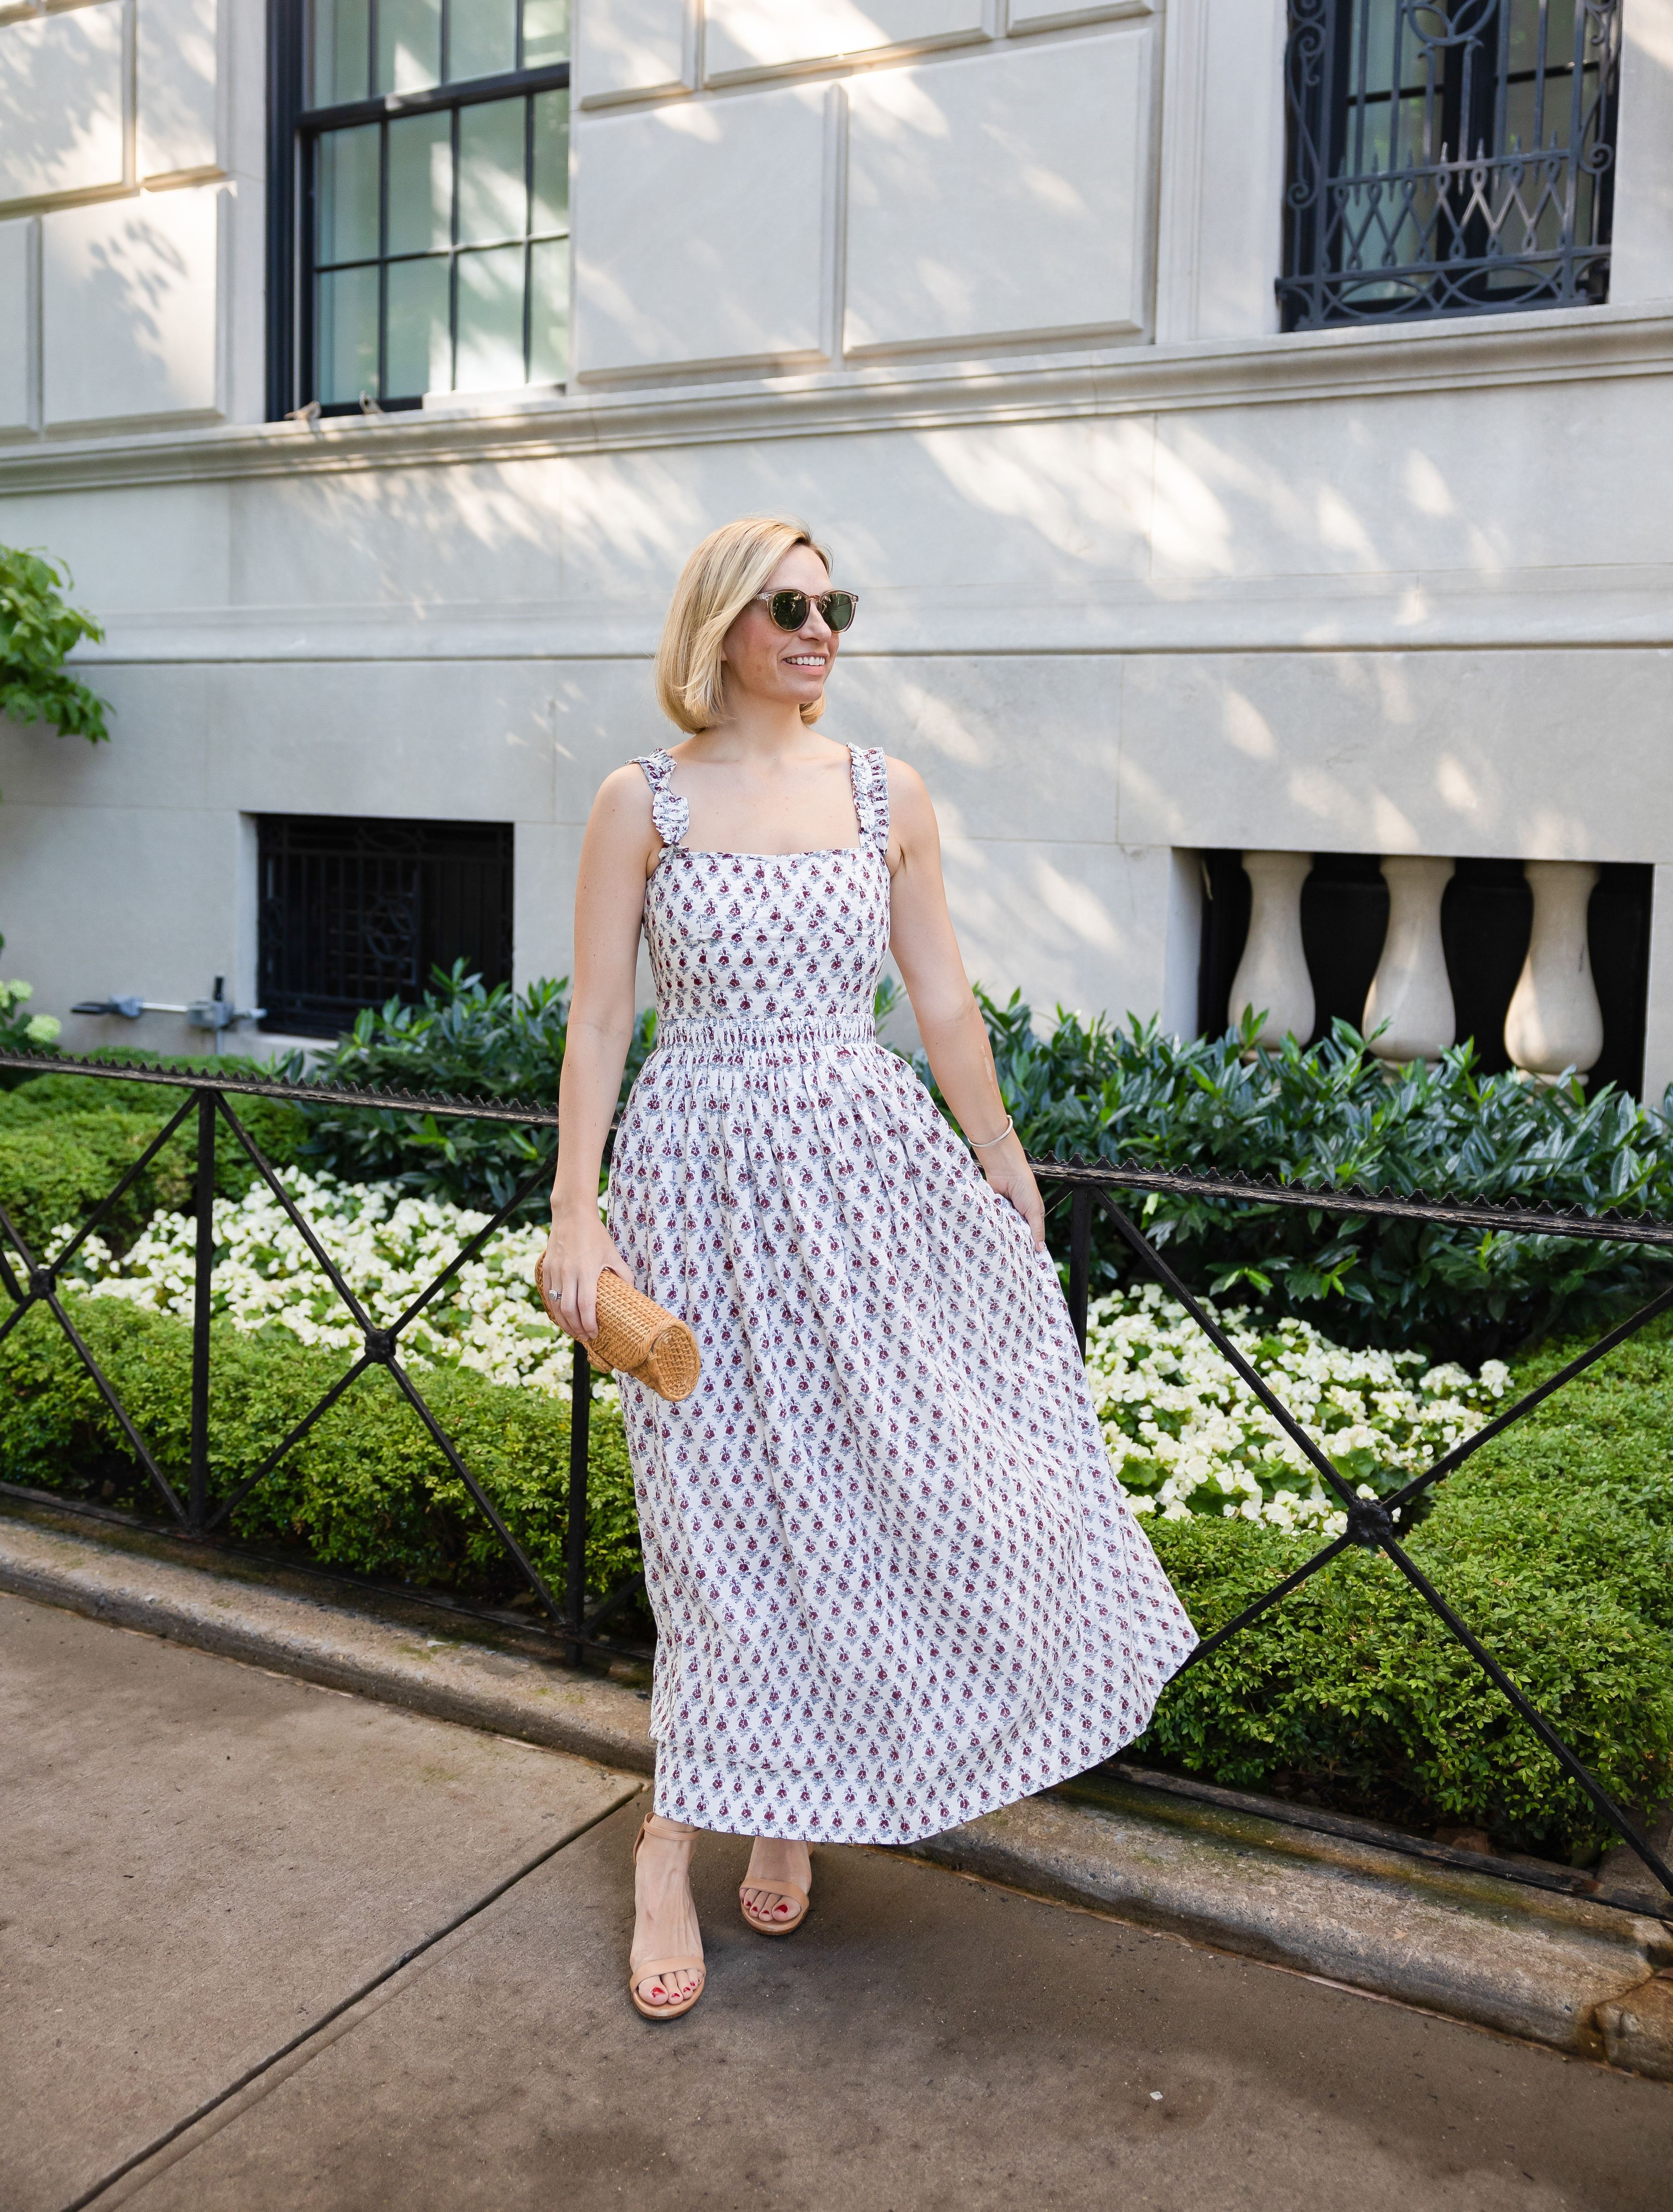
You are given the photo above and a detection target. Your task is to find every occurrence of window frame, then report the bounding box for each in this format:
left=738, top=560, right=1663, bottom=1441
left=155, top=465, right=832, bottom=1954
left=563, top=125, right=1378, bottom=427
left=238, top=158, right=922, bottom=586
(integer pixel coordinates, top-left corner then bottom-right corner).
left=266, top=1, right=571, bottom=420
left=1276, top=0, right=1622, bottom=334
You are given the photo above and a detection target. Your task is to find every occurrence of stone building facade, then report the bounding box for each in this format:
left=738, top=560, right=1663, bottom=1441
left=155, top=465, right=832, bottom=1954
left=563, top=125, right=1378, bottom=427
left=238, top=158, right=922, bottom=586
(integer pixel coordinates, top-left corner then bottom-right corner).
left=1, top=1, right=1669, bottom=1090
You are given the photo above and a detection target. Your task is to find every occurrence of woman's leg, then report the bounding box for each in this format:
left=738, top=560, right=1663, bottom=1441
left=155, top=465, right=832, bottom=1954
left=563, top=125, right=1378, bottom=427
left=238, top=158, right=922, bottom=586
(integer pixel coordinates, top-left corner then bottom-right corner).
left=741, top=1836, right=812, bottom=1927
left=631, top=1815, right=704, bottom=2007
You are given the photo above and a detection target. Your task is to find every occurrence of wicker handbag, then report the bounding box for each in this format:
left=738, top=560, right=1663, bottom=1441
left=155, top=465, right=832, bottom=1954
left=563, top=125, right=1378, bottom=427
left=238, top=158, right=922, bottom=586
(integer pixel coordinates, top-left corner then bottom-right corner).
left=531, top=1260, right=701, bottom=1403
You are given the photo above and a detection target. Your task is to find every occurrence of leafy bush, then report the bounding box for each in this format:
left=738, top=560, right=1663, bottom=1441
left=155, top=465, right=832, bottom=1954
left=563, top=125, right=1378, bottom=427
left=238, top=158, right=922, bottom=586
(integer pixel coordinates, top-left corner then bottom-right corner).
left=1135, top=1314, right=1673, bottom=1858
left=954, top=997, right=1673, bottom=1360
left=0, top=1295, right=641, bottom=1604
left=0, top=545, right=110, bottom=748
left=0, top=966, right=59, bottom=1056
left=289, top=963, right=655, bottom=1212
left=0, top=1075, right=309, bottom=1258
left=1141, top=1514, right=1673, bottom=1862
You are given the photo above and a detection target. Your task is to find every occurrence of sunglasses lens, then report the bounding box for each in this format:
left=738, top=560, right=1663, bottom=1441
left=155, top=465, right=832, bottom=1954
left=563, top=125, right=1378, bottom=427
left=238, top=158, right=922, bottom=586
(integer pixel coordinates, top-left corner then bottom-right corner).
left=768, top=590, right=809, bottom=630
left=822, top=592, right=856, bottom=632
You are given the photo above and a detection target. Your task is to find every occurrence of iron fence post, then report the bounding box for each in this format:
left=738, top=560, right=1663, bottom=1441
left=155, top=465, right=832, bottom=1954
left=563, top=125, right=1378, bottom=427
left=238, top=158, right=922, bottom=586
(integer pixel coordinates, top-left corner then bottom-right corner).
left=567, top=1334, right=591, bottom=1666
left=188, top=1089, right=217, bottom=1531
left=1068, top=1187, right=1091, bottom=1360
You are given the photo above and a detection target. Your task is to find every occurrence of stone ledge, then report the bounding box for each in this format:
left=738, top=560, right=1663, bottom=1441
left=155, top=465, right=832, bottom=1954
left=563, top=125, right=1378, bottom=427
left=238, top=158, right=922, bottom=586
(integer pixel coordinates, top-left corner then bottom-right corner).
left=908, top=1785, right=1673, bottom=2072
left=7, top=1498, right=1673, bottom=2076
left=0, top=1508, right=655, bottom=1775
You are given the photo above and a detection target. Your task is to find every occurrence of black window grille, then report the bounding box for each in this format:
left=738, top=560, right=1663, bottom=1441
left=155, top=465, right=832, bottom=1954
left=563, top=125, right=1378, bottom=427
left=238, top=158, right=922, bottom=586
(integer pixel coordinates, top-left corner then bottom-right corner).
left=266, top=1, right=570, bottom=419
left=257, top=815, right=515, bottom=1036
left=1278, top=0, right=1621, bottom=331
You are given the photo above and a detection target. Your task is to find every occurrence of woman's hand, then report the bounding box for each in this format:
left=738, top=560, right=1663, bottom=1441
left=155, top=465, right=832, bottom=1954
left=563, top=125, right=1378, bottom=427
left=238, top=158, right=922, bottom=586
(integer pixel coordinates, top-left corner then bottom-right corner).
left=542, top=1205, right=634, bottom=1341
left=980, top=1136, right=1046, bottom=1249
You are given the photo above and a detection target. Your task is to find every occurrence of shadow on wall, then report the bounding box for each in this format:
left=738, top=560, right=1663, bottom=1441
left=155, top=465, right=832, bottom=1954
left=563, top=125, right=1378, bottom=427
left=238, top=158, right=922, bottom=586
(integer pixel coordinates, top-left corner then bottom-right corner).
left=0, top=8, right=124, bottom=203
left=1197, top=851, right=1654, bottom=1097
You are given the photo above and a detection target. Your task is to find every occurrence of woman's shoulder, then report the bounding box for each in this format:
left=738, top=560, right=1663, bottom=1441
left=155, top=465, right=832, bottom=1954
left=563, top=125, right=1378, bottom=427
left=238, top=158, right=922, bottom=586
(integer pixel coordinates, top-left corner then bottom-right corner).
left=872, top=752, right=929, bottom=806
left=591, top=759, right=663, bottom=824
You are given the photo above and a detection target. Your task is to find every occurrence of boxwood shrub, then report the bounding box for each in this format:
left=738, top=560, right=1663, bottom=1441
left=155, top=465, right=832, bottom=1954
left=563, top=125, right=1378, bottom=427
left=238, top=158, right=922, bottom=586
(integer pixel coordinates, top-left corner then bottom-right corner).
left=0, top=1074, right=309, bottom=1259
left=0, top=1296, right=641, bottom=1605
left=1139, top=1317, right=1673, bottom=1858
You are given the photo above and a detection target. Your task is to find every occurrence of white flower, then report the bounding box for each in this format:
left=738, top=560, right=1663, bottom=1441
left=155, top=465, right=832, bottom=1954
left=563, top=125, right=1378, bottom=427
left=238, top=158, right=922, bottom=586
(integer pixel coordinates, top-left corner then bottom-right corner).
left=53, top=1166, right=619, bottom=1408
left=1088, top=1285, right=1504, bottom=1533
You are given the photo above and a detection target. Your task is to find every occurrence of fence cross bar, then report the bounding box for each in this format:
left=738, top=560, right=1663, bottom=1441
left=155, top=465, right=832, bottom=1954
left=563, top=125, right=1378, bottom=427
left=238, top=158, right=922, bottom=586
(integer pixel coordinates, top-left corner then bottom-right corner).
left=41, top=1288, right=187, bottom=1524
left=201, top=1353, right=375, bottom=1534
left=1379, top=1537, right=1673, bottom=1898
left=1383, top=1273, right=1673, bottom=1517
left=1093, top=1188, right=1365, bottom=1514
left=0, top=1092, right=197, bottom=1348
left=213, top=1095, right=378, bottom=1334
left=381, top=1356, right=563, bottom=1622
left=384, top=1149, right=560, bottom=1341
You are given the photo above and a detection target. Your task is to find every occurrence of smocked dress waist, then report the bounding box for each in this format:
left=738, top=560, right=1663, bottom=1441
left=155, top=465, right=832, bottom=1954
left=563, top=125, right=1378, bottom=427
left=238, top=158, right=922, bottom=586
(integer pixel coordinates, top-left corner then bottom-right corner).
left=651, top=1009, right=880, bottom=1066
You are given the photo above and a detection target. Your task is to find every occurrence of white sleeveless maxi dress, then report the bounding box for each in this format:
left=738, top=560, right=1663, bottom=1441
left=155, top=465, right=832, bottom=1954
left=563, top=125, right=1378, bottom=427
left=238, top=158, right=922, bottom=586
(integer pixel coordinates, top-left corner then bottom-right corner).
left=606, top=745, right=1197, bottom=1845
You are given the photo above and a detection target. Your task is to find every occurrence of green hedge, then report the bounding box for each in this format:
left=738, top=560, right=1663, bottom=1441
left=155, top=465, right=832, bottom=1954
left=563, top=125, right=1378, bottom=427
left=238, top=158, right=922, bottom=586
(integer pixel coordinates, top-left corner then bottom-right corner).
left=1139, top=1318, right=1673, bottom=1858
left=0, top=1077, right=308, bottom=1258
left=0, top=1296, right=640, bottom=1604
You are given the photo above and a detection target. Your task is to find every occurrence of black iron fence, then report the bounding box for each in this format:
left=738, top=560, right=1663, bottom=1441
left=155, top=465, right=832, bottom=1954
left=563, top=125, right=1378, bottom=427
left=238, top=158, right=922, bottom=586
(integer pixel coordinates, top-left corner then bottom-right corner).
left=2, top=1047, right=1670, bottom=1900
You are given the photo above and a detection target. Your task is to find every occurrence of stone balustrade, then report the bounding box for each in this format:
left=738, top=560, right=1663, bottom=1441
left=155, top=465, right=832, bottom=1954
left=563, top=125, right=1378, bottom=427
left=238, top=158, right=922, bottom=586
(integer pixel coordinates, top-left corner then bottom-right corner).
left=1226, top=852, right=1607, bottom=1082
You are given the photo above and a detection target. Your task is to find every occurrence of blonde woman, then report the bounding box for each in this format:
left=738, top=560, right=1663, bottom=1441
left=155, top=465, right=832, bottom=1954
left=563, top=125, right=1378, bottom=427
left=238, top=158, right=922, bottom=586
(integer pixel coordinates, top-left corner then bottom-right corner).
left=543, top=517, right=1195, bottom=2019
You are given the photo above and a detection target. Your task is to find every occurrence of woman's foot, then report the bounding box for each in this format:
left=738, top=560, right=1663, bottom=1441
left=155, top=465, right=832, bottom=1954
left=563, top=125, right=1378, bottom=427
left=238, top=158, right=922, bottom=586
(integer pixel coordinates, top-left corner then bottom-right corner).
left=630, top=1814, right=704, bottom=2012
left=740, top=1837, right=811, bottom=1931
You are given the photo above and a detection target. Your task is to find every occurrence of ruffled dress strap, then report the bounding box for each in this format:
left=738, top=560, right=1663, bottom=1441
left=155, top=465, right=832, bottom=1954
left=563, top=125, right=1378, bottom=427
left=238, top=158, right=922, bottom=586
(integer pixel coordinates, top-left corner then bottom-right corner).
left=848, top=746, right=890, bottom=857
left=634, top=751, right=690, bottom=849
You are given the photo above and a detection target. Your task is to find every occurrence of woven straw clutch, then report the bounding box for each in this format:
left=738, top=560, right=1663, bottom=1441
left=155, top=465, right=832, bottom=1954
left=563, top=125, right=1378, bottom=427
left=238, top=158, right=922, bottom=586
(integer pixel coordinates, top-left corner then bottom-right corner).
left=532, top=1260, right=701, bottom=1403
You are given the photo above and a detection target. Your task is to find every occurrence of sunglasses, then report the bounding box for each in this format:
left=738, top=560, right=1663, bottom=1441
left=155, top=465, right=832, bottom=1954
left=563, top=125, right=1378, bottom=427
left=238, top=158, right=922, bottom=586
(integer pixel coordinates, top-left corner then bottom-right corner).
left=753, top=588, right=859, bottom=633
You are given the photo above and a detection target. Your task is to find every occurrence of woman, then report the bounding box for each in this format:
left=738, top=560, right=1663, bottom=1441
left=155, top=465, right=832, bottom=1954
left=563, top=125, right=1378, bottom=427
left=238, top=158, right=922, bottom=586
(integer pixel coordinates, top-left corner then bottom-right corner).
left=543, top=516, right=1195, bottom=2020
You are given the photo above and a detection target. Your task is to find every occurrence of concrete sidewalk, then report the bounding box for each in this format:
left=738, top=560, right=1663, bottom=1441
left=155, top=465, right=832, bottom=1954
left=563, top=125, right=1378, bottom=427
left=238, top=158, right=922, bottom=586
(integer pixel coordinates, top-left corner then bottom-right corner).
left=5, top=1591, right=1670, bottom=2212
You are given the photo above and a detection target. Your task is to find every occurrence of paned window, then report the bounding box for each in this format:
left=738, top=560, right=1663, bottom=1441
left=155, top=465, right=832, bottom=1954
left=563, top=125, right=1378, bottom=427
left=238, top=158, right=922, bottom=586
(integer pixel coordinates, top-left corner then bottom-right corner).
left=257, top=815, right=515, bottom=1036
left=268, top=2, right=569, bottom=416
left=1279, top=1, right=1621, bottom=330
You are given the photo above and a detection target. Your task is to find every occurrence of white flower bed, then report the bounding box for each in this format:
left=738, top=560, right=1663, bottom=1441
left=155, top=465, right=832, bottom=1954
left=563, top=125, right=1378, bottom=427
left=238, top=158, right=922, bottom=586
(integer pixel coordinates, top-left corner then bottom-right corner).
left=56, top=1176, right=1509, bottom=1529
left=55, top=1168, right=610, bottom=1403
left=1087, top=1282, right=1509, bottom=1536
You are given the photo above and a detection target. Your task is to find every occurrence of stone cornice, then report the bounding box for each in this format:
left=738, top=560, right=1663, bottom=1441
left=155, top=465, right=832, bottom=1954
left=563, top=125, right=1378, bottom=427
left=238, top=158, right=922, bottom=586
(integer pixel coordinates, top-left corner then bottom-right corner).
left=2, top=301, right=1672, bottom=496
left=66, top=564, right=1673, bottom=665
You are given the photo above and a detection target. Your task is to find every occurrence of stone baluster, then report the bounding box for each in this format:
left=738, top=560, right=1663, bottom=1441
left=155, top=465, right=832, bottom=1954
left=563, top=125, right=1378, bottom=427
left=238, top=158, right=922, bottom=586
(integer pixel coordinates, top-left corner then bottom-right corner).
left=1362, top=856, right=1456, bottom=1065
left=1504, top=860, right=1604, bottom=1081
left=1228, top=852, right=1314, bottom=1048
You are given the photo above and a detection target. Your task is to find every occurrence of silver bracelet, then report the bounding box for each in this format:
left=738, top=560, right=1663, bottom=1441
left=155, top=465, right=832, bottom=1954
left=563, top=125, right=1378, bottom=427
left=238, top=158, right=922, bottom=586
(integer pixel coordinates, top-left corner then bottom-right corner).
left=969, top=1114, right=1015, bottom=1150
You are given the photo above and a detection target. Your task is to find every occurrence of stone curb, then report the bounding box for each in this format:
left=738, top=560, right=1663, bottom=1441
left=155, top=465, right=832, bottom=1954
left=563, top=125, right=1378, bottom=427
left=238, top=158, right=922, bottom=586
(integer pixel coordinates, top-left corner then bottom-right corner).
left=910, top=1786, right=1673, bottom=2076
left=0, top=1509, right=656, bottom=1774
left=6, top=1503, right=1673, bottom=2080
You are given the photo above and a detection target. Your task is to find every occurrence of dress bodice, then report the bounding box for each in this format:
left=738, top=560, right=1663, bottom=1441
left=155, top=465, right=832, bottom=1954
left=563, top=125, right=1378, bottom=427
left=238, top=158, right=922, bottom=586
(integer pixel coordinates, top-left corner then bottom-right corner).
left=634, top=746, right=891, bottom=1037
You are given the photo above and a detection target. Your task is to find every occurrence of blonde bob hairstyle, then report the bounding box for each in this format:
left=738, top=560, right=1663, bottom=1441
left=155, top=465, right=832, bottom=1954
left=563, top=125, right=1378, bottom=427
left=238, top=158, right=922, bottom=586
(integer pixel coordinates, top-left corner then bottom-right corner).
left=655, top=515, right=833, bottom=734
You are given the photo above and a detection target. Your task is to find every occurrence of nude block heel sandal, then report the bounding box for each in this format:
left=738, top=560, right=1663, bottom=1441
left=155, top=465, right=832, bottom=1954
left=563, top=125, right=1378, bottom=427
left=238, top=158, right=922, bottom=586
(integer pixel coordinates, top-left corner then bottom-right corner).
left=629, top=1814, right=706, bottom=2021
left=739, top=1869, right=811, bottom=1937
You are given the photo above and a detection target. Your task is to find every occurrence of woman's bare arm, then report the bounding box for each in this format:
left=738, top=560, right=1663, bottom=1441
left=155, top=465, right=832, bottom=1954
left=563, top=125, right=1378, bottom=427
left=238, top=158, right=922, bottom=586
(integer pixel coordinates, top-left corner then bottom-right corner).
left=884, top=762, right=1045, bottom=1248
left=544, top=767, right=659, bottom=1337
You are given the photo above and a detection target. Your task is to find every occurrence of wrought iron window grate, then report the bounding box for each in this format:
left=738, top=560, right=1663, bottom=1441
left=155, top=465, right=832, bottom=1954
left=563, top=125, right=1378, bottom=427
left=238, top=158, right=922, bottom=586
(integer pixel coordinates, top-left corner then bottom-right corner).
left=256, top=813, right=514, bottom=1036
left=2, top=1046, right=1671, bottom=1906
left=1279, top=0, right=1622, bottom=330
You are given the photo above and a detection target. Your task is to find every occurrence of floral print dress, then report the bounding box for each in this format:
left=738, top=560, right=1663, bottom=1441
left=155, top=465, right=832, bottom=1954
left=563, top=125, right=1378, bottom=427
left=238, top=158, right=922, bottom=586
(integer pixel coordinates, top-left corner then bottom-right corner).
left=606, top=744, right=1196, bottom=1845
